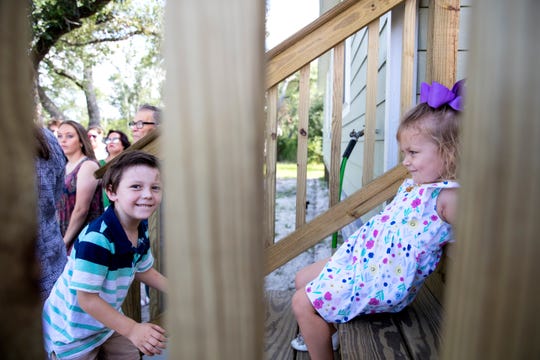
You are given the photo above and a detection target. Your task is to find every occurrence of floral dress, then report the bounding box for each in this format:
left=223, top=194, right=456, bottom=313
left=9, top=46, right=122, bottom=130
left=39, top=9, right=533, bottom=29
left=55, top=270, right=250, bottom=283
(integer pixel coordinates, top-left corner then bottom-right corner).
left=57, top=157, right=103, bottom=239
left=305, top=178, right=459, bottom=323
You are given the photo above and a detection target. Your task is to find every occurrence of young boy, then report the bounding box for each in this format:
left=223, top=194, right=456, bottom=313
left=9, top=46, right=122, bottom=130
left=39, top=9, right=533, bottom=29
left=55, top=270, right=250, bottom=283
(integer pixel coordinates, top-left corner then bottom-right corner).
left=43, top=150, right=167, bottom=359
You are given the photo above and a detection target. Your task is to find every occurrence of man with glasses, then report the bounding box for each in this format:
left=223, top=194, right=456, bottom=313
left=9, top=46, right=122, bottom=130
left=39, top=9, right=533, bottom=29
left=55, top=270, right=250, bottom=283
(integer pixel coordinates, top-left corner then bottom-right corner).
left=129, top=104, right=161, bottom=143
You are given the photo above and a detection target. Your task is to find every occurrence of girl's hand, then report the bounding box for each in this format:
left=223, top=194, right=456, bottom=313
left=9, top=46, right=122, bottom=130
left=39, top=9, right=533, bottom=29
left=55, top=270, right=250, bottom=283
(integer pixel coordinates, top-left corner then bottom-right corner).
left=127, top=322, right=168, bottom=356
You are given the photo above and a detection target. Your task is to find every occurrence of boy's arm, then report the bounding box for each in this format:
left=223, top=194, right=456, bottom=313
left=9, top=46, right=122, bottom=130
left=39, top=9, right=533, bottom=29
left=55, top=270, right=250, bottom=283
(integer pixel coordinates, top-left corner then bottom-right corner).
left=135, top=268, right=168, bottom=293
left=77, top=290, right=167, bottom=356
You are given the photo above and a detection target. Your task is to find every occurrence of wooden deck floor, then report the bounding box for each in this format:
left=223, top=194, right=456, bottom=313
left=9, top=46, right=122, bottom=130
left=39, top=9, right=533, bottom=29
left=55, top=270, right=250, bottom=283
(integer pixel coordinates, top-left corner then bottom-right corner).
left=264, top=285, right=442, bottom=360
left=264, top=290, right=341, bottom=360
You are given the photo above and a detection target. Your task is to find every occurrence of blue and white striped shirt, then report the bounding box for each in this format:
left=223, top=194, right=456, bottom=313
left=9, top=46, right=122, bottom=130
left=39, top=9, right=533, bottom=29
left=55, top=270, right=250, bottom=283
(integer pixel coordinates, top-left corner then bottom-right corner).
left=42, top=206, right=154, bottom=359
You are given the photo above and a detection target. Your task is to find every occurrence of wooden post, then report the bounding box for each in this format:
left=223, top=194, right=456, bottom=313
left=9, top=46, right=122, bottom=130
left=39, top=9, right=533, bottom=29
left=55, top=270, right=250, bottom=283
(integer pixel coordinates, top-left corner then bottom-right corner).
left=296, top=64, right=311, bottom=228
left=441, top=0, right=540, bottom=358
left=0, top=1, right=44, bottom=359
left=329, top=42, right=344, bottom=208
left=264, top=86, right=278, bottom=248
left=362, top=19, right=380, bottom=186
left=162, top=0, right=265, bottom=358
left=424, top=0, right=460, bottom=303
left=400, top=0, right=417, bottom=115
left=426, top=0, right=460, bottom=85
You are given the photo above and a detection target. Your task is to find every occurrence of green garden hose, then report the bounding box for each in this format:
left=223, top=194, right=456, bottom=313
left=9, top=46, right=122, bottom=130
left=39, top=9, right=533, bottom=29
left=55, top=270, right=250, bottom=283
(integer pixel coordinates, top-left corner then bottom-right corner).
left=331, top=129, right=364, bottom=249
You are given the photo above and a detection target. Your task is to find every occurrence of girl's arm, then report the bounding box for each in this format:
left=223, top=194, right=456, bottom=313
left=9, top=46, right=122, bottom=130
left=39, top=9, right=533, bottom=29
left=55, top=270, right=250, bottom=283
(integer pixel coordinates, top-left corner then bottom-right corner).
left=63, top=161, right=100, bottom=247
left=436, top=188, right=458, bottom=225
left=77, top=290, right=167, bottom=356
left=135, top=268, right=168, bottom=293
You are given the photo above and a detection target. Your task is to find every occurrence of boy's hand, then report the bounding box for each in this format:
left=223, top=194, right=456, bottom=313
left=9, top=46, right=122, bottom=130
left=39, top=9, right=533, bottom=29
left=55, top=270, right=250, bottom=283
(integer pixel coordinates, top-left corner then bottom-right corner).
left=128, top=322, right=167, bottom=356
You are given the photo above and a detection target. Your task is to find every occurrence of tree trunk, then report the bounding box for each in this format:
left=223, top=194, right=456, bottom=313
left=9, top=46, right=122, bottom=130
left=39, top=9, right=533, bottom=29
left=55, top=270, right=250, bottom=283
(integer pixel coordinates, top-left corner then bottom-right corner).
left=84, top=64, right=101, bottom=127
left=38, top=82, right=66, bottom=122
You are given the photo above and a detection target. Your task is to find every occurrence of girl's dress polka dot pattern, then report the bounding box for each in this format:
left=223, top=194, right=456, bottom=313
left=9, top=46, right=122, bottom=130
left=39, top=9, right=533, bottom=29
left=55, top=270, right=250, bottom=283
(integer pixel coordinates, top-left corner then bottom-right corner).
left=306, top=178, right=459, bottom=323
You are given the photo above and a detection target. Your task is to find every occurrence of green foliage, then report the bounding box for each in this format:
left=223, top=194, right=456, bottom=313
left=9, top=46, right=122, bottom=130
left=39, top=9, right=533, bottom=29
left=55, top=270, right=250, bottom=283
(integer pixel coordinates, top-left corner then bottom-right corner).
left=276, top=66, right=324, bottom=164
left=32, top=0, right=165, bottom=125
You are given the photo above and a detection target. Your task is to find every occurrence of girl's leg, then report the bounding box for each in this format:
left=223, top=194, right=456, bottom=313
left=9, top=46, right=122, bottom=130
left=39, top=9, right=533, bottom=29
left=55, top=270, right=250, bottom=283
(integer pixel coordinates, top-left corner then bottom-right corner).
left=294, top=257, right=329, bottom=291
left=291, top=289, right=334, bottom=360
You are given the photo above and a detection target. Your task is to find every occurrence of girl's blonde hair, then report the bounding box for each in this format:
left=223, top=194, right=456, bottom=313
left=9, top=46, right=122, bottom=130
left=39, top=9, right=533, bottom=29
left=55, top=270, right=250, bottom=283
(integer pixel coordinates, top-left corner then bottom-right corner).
left=396, top=103, right=461, bottom=180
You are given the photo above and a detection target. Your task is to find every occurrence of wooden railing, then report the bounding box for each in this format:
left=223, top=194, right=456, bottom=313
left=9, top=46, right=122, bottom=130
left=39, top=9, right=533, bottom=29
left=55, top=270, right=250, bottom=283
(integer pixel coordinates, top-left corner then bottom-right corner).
left=264, top=0, right=417, bottom=274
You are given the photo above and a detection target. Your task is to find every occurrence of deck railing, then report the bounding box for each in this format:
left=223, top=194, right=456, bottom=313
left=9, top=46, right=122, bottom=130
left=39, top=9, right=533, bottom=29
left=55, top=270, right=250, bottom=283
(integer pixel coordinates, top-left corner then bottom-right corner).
left=126, top=0, right=458, bottom=321
left=263, top=0, right=417, bottom=274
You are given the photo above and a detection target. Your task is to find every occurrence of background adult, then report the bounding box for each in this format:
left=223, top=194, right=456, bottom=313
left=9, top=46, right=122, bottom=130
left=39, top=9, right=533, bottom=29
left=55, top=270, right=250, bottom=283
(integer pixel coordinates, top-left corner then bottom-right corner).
left=87, top=125, right=107, bottom=161
left=104, top=129, right=131, bottom=163
left=56, top=120, right=103, bottom=252
left=35, top=125, right=67, bottom=301
left=46, top=119, right=61, bottom=136
left=129, top=104, right=161, bottom=142
left=101, top=129, right=131, bottom=207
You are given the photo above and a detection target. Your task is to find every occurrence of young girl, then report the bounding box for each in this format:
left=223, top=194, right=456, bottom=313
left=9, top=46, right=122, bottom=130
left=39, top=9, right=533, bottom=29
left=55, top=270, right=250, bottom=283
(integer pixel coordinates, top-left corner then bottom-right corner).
left=43, top=150, right=168, bottom=359
left=290, top=80, right=464, bottom=359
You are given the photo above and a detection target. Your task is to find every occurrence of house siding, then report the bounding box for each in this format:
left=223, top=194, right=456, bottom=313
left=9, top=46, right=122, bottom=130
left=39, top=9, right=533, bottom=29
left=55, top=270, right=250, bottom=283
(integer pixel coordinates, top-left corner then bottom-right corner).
left=322, top=13, right=390, bottom=206
left=322, top=0, right=469, bottom=199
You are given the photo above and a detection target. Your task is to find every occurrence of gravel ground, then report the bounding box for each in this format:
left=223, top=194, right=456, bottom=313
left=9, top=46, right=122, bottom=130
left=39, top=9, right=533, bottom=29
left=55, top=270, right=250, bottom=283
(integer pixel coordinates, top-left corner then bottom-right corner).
left=264, top=177, right=333, bottom=291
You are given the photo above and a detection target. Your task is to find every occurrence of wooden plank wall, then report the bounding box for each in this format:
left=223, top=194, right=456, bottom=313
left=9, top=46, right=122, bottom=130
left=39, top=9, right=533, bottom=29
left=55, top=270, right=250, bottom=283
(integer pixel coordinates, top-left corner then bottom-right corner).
left=441, top=0, right=540, bottom=358
left=162, top=0, right=265, bottom=359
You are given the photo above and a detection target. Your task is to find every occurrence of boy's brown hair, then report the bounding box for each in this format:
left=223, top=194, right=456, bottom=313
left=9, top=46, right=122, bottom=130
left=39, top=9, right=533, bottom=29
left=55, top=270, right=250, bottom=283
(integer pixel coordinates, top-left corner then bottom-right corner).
left=102, top=150, right=160, bottom=194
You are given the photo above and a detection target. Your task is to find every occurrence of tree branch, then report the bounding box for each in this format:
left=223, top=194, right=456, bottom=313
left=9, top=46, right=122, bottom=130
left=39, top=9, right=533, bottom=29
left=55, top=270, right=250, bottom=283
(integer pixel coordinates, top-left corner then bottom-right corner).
left=31, top=0, right=113, bottom=69
left=60, top=29, right=159, bottom=47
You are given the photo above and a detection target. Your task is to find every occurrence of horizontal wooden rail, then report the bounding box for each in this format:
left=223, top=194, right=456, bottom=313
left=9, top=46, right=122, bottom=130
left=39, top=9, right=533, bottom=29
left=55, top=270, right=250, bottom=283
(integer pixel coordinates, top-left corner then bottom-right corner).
left=265, top=0, right=404, bottom=89
left=94, top=129, right=161, bottom=178
left=265, top=165, right=409, bottom=274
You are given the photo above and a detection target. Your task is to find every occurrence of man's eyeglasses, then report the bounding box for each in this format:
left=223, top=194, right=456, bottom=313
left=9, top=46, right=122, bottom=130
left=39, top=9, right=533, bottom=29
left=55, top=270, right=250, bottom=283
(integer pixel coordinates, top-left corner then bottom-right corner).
left=104, top=138, right=121, bottom=145
left=128, top=121, right=156, bottom=129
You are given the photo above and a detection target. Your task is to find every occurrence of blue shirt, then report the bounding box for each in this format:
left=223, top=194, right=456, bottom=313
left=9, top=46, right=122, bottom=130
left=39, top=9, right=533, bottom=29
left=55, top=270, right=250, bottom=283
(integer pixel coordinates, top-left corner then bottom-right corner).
left=42, top=206, right=154, bottom=359
left=36, top=128, right=67, bottom=300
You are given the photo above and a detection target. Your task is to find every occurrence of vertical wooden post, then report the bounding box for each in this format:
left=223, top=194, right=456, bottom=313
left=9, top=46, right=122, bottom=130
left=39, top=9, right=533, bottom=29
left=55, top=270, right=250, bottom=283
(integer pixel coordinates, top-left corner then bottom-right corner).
left=296, top=64, right=311, bottom=228
left=362, top=19, right=380, bottom=186
left=400, top=0, right=417, bottom=116
left=148, top=208, right=163, bottom=319
left=162, top=0, right=265, bottom=358
left=442, top=0, right=540, bottom=358
left=329, top=42, right=345, bottom=208
left=426, top=0, right=460, bottom=85
left=264, top=86, right=278, bottom=248
left=424, top=0, right=460, bottom=303
left=0, top=1, right=44, bottom=359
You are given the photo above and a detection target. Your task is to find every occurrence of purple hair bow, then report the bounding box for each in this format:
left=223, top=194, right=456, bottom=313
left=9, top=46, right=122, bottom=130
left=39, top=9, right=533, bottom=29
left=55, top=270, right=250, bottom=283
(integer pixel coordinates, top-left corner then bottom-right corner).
left=419, top=79, right=465, bottom=111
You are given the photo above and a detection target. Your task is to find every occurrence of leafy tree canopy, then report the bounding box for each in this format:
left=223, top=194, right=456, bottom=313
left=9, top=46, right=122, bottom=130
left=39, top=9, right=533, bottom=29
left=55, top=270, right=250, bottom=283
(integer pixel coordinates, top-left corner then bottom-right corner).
left=30, top=0, right=164, bottom=134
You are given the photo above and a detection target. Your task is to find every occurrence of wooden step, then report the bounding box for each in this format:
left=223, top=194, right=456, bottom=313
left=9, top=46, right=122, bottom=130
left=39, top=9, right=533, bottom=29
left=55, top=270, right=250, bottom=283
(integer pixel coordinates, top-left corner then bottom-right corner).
left=264, top=285, right=441, bottom=359
left=338, top=285, right=442, bottom=359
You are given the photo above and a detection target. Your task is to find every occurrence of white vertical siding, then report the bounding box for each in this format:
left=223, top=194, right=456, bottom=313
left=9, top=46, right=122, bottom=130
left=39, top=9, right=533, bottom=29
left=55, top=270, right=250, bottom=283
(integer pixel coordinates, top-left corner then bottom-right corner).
left=323, top=0, right=470, bottom=203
